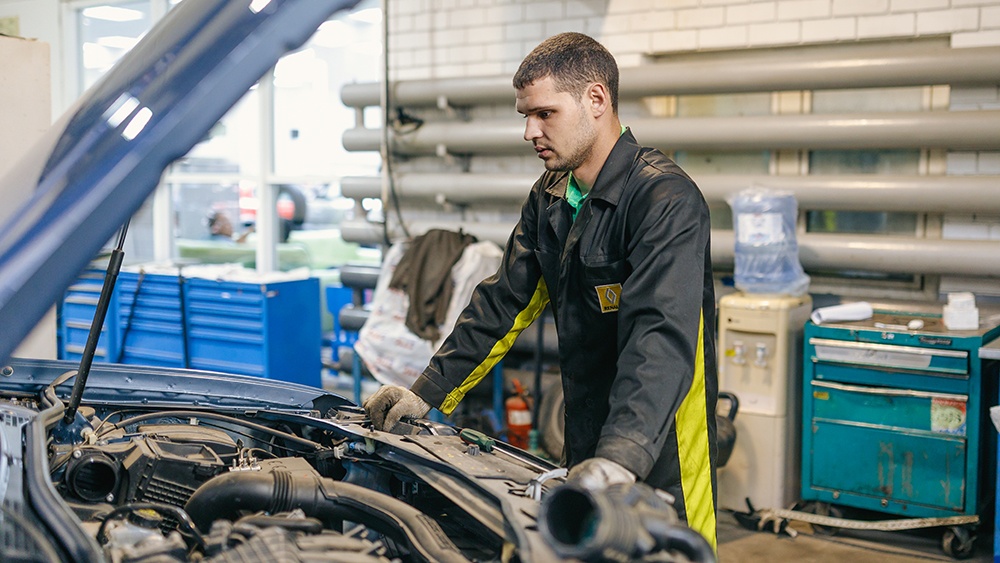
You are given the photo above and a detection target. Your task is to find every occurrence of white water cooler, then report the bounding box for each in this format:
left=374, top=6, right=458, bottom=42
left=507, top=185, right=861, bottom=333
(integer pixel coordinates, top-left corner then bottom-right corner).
left=717, top=292, right=812, bottom=512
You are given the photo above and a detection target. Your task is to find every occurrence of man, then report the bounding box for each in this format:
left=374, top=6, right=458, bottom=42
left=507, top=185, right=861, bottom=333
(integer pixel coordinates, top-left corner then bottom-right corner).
left=364, top=32, right=718, bottom=546
left=206, top=210, right=253, bottom=243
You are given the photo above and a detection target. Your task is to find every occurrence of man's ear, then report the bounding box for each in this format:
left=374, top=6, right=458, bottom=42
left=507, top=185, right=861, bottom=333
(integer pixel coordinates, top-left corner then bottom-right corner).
left=586, top=82, right=610, bottom=118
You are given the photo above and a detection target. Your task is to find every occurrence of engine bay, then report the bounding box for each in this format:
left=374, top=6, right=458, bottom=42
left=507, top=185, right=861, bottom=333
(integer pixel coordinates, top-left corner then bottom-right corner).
left=45, top=402, right=522, bottom=562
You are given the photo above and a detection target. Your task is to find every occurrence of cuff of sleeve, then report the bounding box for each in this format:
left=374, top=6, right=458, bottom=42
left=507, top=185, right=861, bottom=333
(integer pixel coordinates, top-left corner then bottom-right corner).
left=595, top=434, right=655, bottom=480
left=410, top=368, right=450, bottom=412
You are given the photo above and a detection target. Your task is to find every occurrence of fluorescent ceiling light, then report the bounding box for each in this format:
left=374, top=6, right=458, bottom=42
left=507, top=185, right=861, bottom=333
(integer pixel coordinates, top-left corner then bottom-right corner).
left=81, top=6, right=144, bottom=22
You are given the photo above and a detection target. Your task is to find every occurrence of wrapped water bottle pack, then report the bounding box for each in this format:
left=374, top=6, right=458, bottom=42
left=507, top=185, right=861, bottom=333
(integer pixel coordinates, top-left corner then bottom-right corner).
left=727, top=188, right=810, bottom=296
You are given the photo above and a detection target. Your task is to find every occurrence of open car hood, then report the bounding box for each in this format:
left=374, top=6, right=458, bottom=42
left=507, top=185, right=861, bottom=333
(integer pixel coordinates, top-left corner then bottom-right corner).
left=0, top=0, right=360, bottom=364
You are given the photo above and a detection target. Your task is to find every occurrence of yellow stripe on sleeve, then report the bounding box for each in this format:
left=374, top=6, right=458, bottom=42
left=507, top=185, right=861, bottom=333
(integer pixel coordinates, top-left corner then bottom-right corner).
left=440, top=278, right=550, bottom=415
left=674, top=310, right=718, bottom=550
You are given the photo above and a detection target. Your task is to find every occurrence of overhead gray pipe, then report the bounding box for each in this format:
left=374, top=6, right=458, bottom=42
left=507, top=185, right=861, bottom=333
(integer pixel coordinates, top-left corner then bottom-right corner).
left=341, top=174, right=1000, bottom=213
left=343, top=110, right=1000, bottom=154
left=712, top=232, right=1000, bottom=276
left=341, top=44, right=1000, bottom=108
left=340, top=219, right=1000, bottom=278
left=342, top=173, right=534, bottom=202
left=341, top=219, right=515, bottom=248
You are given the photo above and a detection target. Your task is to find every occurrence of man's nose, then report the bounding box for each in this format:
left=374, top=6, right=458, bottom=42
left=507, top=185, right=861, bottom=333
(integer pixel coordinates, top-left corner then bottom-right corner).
left=523, top=117, right=540, bottom=142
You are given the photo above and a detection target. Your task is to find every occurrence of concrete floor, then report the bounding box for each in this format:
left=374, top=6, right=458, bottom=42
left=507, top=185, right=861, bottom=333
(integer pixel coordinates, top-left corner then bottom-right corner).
left=717, top=509, right=993, bottom=562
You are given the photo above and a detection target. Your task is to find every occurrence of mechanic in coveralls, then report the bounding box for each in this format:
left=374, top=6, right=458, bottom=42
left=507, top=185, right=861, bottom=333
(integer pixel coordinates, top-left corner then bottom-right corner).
left=364, top=32, right=719, bottom=547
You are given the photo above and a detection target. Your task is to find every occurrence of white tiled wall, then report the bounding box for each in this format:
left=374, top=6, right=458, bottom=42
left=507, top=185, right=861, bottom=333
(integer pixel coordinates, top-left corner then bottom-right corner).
left=944, top=81, right=1000, bottom=262
left=388, top=0, right=1000, bottom=80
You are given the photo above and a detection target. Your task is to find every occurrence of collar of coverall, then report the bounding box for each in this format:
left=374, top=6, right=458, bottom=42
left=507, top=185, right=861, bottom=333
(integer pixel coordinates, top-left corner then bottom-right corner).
left=544, top=127, right=638, bottom=207
left=565, top=124, right=630, bottom=210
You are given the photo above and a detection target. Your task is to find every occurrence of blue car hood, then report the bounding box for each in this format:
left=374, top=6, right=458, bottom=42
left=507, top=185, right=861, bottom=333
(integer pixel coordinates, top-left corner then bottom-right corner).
left=0, top=0, right=359, bottom=363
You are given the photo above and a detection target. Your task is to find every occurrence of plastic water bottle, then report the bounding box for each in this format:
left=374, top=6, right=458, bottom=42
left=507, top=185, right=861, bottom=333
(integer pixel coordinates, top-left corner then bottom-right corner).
left=728, top=189, right=810, bottom=296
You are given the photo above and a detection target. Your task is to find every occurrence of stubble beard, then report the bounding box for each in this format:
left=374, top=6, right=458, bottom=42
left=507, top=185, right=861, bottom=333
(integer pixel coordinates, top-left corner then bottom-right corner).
left=545, top=110, right=597, bottom=173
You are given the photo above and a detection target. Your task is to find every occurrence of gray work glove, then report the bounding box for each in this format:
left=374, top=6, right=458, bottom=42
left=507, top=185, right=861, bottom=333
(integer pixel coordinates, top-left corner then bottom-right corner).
left=363, top=385, right=432, bottom=431
left=566, top=457, right=637, bottom=492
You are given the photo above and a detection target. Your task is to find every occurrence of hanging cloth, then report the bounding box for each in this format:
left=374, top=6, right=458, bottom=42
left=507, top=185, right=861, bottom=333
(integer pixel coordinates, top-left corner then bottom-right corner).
left=389, top=228, right=477, bottom=341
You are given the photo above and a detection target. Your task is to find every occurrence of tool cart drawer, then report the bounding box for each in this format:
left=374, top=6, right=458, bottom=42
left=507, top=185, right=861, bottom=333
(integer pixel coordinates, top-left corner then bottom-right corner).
left=810, top=338, right=969, bottom=376
left=810, top=421, right=966, bottom=511
left=183, top=277, right=320, bottom=387
left=59, top=270, right=119, bottom=362
left=807, top=380, right=969, bottom=512
left=810, top=337, right=970, bottom=391
left=811, top=380, right=968, bottom=434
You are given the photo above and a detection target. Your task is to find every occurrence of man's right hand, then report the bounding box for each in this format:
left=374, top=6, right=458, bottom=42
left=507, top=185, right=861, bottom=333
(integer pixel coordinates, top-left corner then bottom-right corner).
left=566, top=457, right=637, bottom=492
left=363, top=385, right=432, bottom=431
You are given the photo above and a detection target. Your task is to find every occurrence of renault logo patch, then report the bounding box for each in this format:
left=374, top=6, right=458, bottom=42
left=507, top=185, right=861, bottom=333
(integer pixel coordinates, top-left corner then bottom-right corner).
left=595, top=283, right=621, bottom=313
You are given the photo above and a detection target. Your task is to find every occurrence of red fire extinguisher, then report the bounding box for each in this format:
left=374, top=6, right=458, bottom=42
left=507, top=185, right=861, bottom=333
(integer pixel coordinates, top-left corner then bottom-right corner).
left=505, top=379, right=532, bottom=449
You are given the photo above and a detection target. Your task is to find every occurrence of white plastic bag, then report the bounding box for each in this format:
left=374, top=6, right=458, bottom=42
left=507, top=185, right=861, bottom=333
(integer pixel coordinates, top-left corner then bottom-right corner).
left=354, top=240, right=502, bottom=388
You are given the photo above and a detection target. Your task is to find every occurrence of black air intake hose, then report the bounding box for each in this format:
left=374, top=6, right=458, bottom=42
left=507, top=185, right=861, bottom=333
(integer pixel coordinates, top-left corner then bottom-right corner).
left=184, top=467, right=466, bottom=563
left=539, top=482, right=717, bottom=563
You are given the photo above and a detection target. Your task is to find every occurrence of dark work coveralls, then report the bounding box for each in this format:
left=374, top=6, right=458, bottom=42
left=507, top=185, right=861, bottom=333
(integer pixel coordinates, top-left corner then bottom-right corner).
left=410, top=129, right=719, bottom=546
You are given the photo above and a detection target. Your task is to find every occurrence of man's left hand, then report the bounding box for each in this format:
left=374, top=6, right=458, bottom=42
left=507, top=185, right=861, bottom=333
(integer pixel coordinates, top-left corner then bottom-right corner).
left=566, top=457, right=636, bottom=492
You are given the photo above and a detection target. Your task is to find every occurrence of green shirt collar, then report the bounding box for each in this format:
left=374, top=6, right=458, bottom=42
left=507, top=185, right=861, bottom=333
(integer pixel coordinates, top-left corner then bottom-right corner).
left=566, top=125, right=627, bottom=220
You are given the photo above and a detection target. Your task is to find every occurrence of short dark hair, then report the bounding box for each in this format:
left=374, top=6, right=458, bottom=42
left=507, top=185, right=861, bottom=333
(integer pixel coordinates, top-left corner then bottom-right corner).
left=513, top=32, right=619, bottom=114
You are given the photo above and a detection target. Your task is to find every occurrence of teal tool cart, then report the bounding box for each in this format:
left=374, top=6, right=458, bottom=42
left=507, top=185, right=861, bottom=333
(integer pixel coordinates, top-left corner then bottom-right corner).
left=801, top=304, right=1000, bottom=558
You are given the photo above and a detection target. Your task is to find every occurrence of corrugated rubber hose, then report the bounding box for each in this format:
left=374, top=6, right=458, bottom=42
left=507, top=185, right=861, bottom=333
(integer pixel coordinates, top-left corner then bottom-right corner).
left=184, top=468, right=467, bottom=563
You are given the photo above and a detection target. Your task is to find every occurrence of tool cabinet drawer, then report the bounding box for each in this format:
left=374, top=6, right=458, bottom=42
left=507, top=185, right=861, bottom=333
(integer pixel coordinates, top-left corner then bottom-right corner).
left=185, top=281, right=266, bottom=317
left=809, top=338, right=969, bottom=376
left=809, top=420, right=967, bottom=512
left=117, top=272, right=185, bottom=366
left=810, top=380, right=969, bottom=435
left=59, top=272, right=118, bottom=362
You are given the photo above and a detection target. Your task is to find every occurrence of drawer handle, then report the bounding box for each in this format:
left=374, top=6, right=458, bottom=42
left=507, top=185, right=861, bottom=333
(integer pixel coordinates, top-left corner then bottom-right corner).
left=809, top=337, right=967, bottom=359
left=811, top=380, right=967, bottom=402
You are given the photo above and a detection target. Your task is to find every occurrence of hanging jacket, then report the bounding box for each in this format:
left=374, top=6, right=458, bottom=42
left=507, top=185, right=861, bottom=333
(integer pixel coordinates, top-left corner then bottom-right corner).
left=389, top=229, right=477, bottom=341
left=409, top=130, right=719, bottom=546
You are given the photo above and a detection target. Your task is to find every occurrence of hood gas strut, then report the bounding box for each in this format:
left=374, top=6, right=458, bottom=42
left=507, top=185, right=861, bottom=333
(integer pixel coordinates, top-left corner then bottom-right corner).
left=62, top=220, right=129, bottom=426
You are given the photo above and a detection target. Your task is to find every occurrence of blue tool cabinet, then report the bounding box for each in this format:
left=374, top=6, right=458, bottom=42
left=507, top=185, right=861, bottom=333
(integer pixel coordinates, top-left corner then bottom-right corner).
left=801, top=305, right=999, bottom=529
left=116, top=271, right=187, bottom=367
left=60, top=270, right=321, bottom=388
left=182, top=277, right=320, bottom=387
left=58, top=269, right=119, bottom=362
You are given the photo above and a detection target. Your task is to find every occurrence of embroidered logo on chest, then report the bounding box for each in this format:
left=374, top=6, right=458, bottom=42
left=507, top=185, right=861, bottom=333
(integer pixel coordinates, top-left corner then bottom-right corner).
left=595, top=283, right=622, bottom=313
